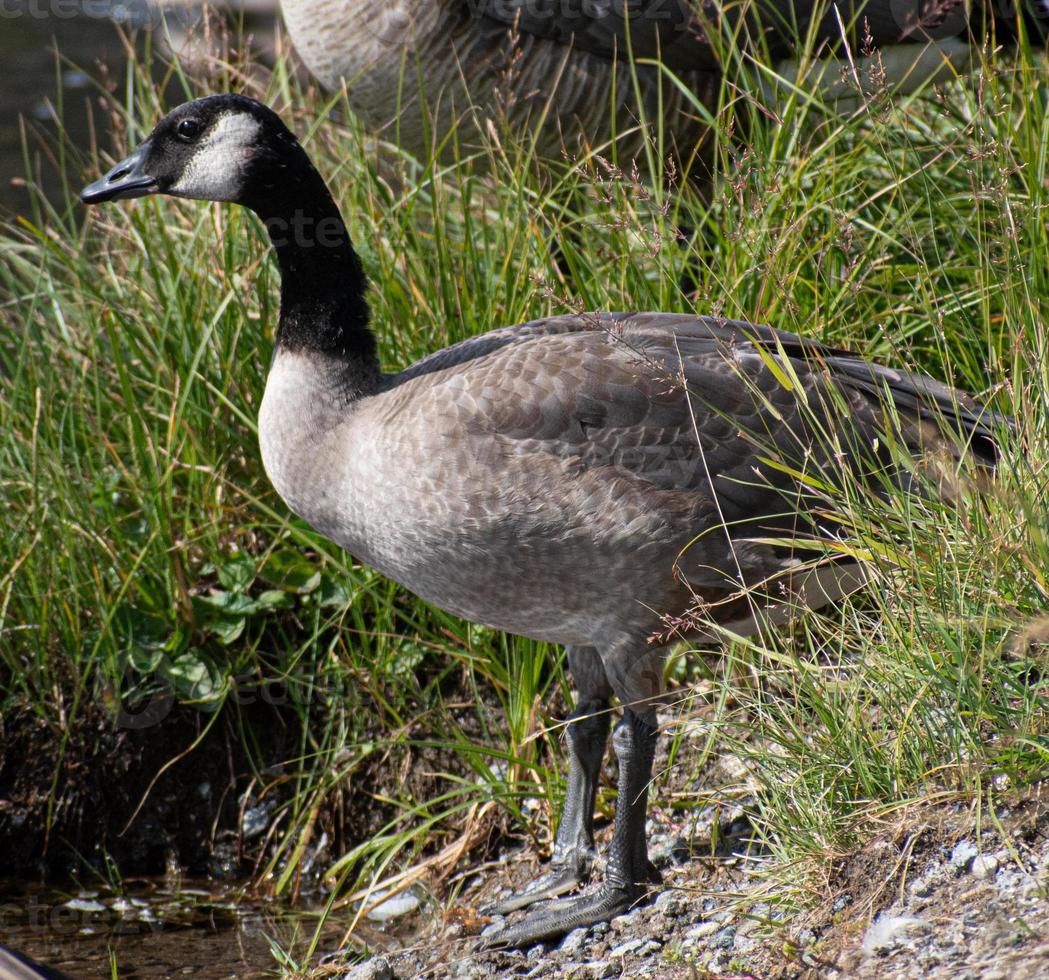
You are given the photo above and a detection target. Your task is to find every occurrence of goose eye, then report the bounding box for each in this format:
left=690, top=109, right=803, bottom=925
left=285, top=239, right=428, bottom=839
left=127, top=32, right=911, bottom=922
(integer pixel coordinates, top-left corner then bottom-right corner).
left=176, top=119, right=202, bottom=141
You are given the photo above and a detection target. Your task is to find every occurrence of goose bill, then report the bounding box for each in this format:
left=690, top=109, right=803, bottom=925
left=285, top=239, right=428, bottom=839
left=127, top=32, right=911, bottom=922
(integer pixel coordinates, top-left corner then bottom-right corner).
left=81, top=142, right=158, bottom=204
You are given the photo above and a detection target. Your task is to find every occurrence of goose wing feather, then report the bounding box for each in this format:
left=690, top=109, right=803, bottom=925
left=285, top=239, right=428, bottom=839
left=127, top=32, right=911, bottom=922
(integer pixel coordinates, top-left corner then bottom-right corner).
left=372, top=312, right=1006, bottom=625
left=389, top=314, right=999, bottom=593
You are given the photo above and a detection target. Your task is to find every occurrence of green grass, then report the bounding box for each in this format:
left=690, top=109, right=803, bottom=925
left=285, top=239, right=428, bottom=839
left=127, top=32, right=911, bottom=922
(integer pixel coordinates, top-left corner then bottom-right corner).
left=1, top=18, right=1047, bottom=969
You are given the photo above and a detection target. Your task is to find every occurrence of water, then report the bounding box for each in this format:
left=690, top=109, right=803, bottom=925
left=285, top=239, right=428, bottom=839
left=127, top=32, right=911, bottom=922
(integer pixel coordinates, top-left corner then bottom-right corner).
left=0, top=877, right=343, bottom=978
left=1, top=4, right=134, bottom=213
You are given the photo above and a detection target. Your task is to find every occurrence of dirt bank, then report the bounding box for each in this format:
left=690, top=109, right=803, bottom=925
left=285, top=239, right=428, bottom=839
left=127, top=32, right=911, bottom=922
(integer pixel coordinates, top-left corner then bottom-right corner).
left=0, top=697, right=297, bottom=879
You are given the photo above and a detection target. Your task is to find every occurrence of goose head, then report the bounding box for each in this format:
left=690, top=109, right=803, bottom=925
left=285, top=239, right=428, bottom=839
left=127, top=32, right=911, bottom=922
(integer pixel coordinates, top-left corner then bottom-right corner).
left=82, top=95, right=375, bottom=365
left=81, top=94, right=312, bottom=210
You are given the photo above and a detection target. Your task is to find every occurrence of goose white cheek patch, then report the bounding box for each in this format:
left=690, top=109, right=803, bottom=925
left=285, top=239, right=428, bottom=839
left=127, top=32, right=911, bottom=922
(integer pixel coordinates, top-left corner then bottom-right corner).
left=170, top=112, right=262, bottom=201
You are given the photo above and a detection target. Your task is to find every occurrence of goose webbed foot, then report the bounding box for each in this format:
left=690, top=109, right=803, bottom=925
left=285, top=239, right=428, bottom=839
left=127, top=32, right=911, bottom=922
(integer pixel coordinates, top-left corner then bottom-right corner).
left=486, top=847, right=594, bottom=914
left=481, top=882, right=641, bottom=949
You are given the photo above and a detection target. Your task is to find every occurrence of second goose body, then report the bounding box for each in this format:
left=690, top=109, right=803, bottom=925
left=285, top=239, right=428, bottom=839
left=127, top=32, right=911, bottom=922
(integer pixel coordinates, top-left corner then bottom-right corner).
left=81, top=95, right=1003, bottom=948
left=280, top=0, right=1049, bottom=167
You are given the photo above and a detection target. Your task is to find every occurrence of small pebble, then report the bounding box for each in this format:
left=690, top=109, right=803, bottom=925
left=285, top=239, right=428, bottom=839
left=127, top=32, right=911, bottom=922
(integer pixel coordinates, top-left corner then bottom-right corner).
left=339, top=958, right=393, bottom=980
left=909, top=873, right=939, bottom=898
left=583, top=961, right=620, bottom=979
left=709, top=925, right=736, bottom=950
left=64, top=898, right=105, bottom=912
left=365, top=891, right=419, bottom=923
left=613, top=908, right=643, bottom=928
left=734, top=933, right=760, bottom=954
left=649, top=835, right=690, bottom=866
left=685, top=919, right=721, bottom=940
left=654, top=890, right=684, bottom=915
left=706, top=952, right=730, bottom=973
left=609, top=937, right=645, bottom=957
left=971, top=854, right=999, bottom=880
left=560, top=928, right=588, bottom=954
left=448, top=962, right=485, bottom=980
left=861, top=915, right=929, bottom=955
left=241, top=802, right=273, bottom=838
left=1020, top=874, right=1042, bottom=897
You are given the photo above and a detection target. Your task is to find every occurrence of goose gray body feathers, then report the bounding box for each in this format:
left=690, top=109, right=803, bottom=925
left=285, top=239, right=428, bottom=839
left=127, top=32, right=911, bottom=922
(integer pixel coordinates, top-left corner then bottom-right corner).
left=260, top=310, right=997, bottom=648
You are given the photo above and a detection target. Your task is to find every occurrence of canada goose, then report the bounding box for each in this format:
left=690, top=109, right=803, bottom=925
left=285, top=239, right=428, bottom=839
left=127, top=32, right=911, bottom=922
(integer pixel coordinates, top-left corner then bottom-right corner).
left=280, top=0, right=1048, bottom=168
left=80, top=95, right=1004, bottom=948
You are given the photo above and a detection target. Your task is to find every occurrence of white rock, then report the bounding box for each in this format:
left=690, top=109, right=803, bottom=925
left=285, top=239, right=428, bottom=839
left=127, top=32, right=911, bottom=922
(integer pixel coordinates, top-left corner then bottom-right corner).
left=908, top=874, right=938, bottom=898
left=654, top=890, right=684, bottom=915
left=64, top=898, right=105, bottom=912
left=861, top=915, right=929, bottom=955
left=609, top=938, right=645, bottom=957
left=950, top=841, right=978, bottom=870
left=1020, top=873, right=1042, bottom=897
left=971, top=854, right=999, bottom=879
left=339, top=958, right=393, bottom=980
left=583, top=961, right=620, bottom=978
left=364, top=890, right=420, bottom=923
left=560, top=927, right=588, bottom=954
left=685, top=919, right=721, bottom=940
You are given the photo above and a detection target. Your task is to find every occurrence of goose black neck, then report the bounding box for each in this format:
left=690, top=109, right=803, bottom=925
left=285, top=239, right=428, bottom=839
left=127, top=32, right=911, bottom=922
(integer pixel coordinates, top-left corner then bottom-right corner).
left=246, top=155, right=377, bottom=374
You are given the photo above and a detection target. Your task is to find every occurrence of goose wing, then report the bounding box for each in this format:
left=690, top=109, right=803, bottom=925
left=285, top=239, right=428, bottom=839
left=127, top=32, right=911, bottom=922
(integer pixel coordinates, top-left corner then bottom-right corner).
left=470, top=0, right=713, bottom=70
left=613, top=312, right=1005, bottom=467
left=403, top=311, right=1002, bottom=494
left=397, top=311, right=1003, bottom=597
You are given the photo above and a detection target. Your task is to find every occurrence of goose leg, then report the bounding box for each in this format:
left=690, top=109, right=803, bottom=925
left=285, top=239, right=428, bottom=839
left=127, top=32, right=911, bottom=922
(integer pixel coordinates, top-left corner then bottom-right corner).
left=482, top=707, right=660, bottom=949
left=488, top=647, right=611, bottom=914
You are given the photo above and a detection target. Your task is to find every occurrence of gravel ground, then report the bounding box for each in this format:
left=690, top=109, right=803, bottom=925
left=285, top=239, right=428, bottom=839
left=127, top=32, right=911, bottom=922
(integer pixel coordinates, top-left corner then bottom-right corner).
left=320, top=757, right=1048, bottom=980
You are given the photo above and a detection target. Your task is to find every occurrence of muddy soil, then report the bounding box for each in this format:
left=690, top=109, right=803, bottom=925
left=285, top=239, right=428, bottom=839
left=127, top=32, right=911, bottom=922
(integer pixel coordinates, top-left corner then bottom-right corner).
left=0, top=697, right=308, bottom=880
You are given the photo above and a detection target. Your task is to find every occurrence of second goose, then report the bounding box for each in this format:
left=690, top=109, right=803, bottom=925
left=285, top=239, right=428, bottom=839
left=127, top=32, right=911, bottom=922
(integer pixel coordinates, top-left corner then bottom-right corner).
left=280, top=0, right=1049, bottom=168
